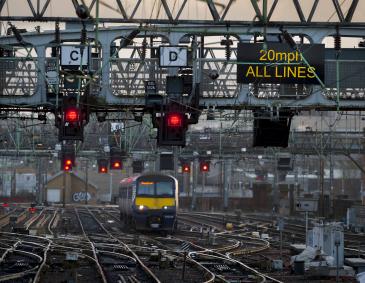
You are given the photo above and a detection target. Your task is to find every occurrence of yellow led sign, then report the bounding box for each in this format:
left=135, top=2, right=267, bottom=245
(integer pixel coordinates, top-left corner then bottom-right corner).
left=237, top=43, right=325, bottom=84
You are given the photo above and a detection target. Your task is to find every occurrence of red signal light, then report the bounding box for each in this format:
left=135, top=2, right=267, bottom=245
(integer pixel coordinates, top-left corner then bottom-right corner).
left=167, top=113, right=183, bottom=127
left=112, top=161, right=121, bottom=169
left=65, top=107, right=79, bottom=122
left=98, top=159, right=109, bottom=173
left=182, top=164, right=190, bottom=173
left=200, top=162, right=210, bottom=172
left=63, top=158, right=73, bottom=171
left=2, top=203, right=9, bottom=208
left=99, top=166, right=108, bottom=173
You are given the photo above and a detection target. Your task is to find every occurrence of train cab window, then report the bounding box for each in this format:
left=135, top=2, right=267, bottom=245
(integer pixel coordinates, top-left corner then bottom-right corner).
left=156, top=181, right=174, bottom=197
left=137, top=181, right=155, bottom=196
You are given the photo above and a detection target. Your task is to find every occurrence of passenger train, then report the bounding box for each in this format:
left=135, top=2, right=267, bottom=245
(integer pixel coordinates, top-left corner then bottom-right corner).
left=118, top=173, right=178, bottom=232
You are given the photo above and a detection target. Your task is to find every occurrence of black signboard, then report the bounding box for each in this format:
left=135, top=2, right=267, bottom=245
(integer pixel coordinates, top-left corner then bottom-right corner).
left=145, top=80, right=157, bottom=94
left=237, top=43, right=325, bottom=84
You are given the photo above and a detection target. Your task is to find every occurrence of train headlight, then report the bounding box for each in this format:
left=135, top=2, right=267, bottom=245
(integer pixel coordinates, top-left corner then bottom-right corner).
left=139, top=205, right=145, bottom=210
left=162, top=206, right=175, bottom=210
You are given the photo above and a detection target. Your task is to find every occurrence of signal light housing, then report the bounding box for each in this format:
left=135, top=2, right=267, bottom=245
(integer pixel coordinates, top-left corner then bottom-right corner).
left=110, top=160, right=122, bottom=170
left=98, top=159, right=109, bottom=174
left=112, top=161, right=121, bottom=168
left=61, top=150, right=75, bottom=172
left=157, top=111, right=187, bottom=146
left=167, top=113, right=183, bottom=127
left=200, top=161, right=210, bottom=172
left=182, top=164, right=190, bottom=173
left=64, top=107, right=79, bottom=122
left=64, top=164, right=72, bottom=171
left=59, top=102, right=84, bottom=141
left=110, top=150, right=123, bottom=170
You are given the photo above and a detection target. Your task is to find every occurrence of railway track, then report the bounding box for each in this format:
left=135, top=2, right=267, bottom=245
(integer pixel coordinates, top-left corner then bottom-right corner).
left=0, top=208, right=27, bottom=230
left=90, top=207, right=217, bottom=283
left=182, top=211, right=365, bottom=250
left=5, top=206, right=351, bottom=282
left=177, top=213, right=281, bottom=282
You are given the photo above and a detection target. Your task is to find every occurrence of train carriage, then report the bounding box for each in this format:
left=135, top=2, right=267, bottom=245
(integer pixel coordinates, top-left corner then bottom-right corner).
left=119, top=173, right=178, bottom=232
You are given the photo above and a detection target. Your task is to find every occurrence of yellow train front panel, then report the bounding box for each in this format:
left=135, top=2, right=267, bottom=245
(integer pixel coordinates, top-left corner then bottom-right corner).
left=134, top=197, right=175, bottom=209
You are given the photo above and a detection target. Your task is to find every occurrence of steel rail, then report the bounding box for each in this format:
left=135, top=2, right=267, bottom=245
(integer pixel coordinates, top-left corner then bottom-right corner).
left=177, top=213, right=283, bottom=283
left=85, top=207, right=161, bottom=283
left=0, top=248, right=43, bottom=282
left=46, top=208, right=58, bottom=235
left=74, top=207, right=108, bottom=283
left=25, top=209, right=45, bottom=230
left=226, top=236, right=270, bottom=257
left=194, top=251, right=267, bottom=282
left=120, top=238, right=215, bottom=283
left=32, top=240, right=52, bottom=283
left=0, top=240, right=21, bottom=263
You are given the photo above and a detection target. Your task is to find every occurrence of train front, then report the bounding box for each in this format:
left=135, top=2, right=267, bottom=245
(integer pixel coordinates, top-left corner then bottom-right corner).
left=132, top=174, right=177, bottom=231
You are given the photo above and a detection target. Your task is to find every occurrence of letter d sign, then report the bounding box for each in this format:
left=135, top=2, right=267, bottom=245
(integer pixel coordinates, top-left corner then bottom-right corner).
left=169, top=51, right=178, bottom=62
left=159, top=46, right=188, bottom=67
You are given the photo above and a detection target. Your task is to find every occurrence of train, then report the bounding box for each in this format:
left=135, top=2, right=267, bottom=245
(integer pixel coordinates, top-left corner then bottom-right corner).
left=118, top=172, right=178, bottom=232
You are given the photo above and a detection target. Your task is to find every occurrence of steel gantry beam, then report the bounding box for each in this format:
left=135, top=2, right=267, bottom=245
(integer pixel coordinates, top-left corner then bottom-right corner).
left=0, top=0, right=364, bottom=26
left=1, top=25, right=365, bottom=111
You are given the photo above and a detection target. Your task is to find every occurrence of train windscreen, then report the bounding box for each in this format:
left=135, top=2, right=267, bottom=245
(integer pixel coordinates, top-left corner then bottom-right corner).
left=137, top=181, right=154, bottom=196
left=156, top=181, right=174, bottom=197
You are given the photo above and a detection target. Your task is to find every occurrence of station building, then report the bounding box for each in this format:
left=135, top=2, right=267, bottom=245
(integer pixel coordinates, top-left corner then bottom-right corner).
left=45, top=172, right=97, bottom=205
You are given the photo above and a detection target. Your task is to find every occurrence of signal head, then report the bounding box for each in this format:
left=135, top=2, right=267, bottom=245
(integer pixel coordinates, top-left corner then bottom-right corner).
left=200, top=161, right=210, bottom=172
left=182, top=164, right=190, bottom=173
left=111, top=161, right=121, bottom=169
left=99, top=166, right=108, bottom=173
left=64, top=107, right=79, bottom=123
left=167, top=113, right=183, bottom=127
left=64, top=164, right=71, bottom=171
